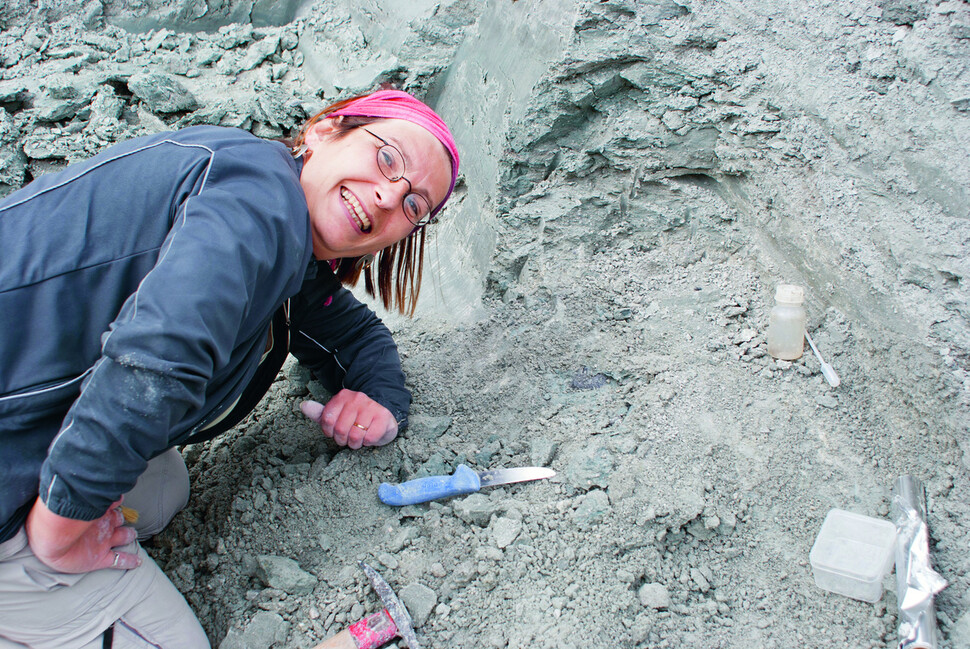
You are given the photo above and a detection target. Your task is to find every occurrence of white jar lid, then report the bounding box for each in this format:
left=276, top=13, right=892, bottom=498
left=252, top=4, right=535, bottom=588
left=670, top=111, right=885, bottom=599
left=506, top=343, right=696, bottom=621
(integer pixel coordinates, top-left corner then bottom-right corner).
left=775, top=284, right=805, bottom=304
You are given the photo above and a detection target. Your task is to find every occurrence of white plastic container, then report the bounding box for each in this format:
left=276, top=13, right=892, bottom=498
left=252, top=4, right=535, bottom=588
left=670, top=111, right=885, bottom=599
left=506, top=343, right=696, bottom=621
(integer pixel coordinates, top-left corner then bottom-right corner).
left=766, top=284, right=806, bottom=360
left=810, top=509, right=897, bottom=603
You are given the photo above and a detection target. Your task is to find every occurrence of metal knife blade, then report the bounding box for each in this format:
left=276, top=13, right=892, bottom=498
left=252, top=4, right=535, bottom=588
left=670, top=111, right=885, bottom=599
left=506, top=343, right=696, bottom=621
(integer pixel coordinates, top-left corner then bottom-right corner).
left=359, top=562, right=421, bottom=649
left=478, top=466, right=556, bottom=488
left=378, top=464, right=556, bottom=506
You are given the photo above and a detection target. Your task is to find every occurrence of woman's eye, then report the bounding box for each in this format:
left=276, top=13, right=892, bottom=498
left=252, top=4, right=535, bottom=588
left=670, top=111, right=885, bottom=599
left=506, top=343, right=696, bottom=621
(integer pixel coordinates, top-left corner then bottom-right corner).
left=379, top=148, right=404, bottom=176
left=379, top=149, right=397, bottom=170
left=404, top=195, right=420, bottom=218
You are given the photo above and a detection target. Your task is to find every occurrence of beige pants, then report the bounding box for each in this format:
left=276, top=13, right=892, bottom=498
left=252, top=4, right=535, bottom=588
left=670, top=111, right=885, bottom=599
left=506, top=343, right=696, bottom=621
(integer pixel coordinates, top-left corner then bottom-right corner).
left=0, top=449, right=210, bottom=649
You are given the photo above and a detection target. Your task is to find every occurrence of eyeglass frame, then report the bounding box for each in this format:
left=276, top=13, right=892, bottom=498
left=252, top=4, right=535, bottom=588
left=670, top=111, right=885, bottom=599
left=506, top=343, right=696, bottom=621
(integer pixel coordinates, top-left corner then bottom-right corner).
left=359, top=127, right=437, bottom=228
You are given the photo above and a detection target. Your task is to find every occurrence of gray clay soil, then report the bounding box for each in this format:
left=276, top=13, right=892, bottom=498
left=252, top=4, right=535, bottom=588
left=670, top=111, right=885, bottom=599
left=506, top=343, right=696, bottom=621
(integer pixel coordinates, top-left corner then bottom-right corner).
left=1, top=0, right=968, bottom=648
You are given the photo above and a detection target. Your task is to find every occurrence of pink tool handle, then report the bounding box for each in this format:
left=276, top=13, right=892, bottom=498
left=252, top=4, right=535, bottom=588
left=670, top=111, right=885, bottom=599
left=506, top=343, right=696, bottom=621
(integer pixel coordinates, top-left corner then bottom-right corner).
left=348, top=609, right=398, bottom=649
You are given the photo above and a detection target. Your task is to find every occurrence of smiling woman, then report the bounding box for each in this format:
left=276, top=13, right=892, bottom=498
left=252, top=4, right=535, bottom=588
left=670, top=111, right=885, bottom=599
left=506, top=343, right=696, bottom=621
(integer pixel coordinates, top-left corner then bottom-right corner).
left=290, top=91, right=459, bottom=317
left=0, top=89, right=459, bottom=648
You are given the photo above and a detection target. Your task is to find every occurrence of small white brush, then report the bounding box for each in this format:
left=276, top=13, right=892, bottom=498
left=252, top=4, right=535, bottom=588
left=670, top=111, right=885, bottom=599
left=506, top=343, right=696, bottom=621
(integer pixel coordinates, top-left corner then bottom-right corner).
left=805, top=332, right=840, bottom=388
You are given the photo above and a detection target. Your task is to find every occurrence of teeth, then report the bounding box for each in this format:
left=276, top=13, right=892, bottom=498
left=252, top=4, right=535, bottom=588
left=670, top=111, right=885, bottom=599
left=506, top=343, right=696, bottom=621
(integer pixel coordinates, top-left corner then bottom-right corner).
left=341, top=189, right=371, bottom=231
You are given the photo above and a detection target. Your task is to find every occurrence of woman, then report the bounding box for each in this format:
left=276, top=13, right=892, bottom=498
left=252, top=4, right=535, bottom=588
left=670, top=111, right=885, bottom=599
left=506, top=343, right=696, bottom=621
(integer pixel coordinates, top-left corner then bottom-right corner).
left=0, top=90, right=458, bottom=648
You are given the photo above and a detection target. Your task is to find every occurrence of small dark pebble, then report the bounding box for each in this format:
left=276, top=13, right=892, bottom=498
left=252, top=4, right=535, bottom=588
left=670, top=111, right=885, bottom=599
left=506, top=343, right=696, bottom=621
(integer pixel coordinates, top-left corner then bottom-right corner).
left=570, top=367, right=607, bottom=390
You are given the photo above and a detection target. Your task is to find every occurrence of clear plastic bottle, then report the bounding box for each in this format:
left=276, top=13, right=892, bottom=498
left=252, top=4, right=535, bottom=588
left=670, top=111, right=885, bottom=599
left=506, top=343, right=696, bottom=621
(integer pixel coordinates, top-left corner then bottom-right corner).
left=766, top=284, right=806, bottom=360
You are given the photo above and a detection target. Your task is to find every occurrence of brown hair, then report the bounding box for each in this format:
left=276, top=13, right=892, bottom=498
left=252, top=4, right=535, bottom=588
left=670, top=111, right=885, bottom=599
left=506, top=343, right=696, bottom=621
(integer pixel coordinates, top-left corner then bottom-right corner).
left=288, top=95, right=429, bottom=317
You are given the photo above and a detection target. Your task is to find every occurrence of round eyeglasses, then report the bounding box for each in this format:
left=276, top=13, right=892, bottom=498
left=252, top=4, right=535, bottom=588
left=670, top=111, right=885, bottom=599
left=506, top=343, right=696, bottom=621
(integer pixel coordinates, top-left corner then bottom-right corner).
left=360, top=127, right=435, bottom=227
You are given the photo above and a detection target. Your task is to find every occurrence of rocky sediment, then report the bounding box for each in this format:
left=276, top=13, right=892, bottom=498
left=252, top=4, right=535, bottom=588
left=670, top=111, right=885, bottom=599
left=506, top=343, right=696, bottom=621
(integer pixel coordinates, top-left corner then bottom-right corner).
left=1, top=1, right=968, bottom=648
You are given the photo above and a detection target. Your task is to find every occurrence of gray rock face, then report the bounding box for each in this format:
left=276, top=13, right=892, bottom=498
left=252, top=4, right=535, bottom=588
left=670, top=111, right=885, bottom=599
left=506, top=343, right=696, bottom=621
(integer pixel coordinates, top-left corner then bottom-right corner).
left=453, top=493, right=500, bottom=527
left=638, top=583, right=672, bottom=610
left=218, top=611, right=289, bottom=649
left=563, top=444, right=614, bottom=491
left=255, top=555, right=317, bottom=595
left=0, top=145, right=26, bottom=192
left=529, top=437, right=558, bottom=467
left=33, top=80, right=96, bottom=122
left=949, top=610, right=970, bottom=649
left=489, top=516, right=522, bottom=548
left=399, top=582, right=437, bottom=629
left=2, top=1, right=967, bottom=649
left=879, top=0, right=928, bottom=25
left=571, top=489, right=611, bottom=528
left=407, top=414, right=453, bottom=440
left=127, top=72, right=199, bottom=113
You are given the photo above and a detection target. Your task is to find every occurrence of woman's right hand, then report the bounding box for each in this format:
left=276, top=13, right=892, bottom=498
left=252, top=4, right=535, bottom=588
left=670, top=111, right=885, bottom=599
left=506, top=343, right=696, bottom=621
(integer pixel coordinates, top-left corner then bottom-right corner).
left=25, top=497, right=141, bottom=574
left=301, top=392, right=399, bottom=449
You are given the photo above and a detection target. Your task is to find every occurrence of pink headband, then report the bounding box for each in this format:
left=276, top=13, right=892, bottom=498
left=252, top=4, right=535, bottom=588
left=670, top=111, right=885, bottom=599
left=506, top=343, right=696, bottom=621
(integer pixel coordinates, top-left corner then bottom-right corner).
left=330, top=90, right=460, bottom=218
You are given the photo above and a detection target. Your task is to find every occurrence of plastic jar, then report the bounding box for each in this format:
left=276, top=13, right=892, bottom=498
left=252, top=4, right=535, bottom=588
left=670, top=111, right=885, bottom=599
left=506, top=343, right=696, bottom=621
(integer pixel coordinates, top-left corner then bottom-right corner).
left=766, top=284, right=806, bottom=360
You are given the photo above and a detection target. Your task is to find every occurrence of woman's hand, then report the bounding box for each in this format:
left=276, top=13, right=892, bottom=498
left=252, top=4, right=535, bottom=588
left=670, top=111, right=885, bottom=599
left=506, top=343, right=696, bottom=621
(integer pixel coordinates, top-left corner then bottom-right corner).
left=301, top=390, right=399, bottom=449
left=25, top=497, right=140, bottom=574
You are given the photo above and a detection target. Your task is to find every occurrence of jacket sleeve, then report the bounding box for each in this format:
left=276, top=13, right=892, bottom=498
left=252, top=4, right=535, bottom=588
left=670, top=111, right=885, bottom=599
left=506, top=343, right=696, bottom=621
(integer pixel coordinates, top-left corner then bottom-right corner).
left=38, top=146, right=308, bottom=522
left=290, top=286, right=412, bottom=430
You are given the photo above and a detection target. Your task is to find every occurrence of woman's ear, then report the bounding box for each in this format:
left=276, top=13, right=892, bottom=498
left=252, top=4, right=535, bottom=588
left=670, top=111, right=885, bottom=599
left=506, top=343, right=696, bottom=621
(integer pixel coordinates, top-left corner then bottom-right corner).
left=305, top=116, right=342, bottom=147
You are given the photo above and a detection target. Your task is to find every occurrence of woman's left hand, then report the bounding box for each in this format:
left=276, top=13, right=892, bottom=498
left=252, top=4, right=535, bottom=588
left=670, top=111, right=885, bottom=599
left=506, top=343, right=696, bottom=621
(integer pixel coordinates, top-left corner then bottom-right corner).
left=300, top=391, right=398, bottom=449
left=26, top=498, right=140, bottom=574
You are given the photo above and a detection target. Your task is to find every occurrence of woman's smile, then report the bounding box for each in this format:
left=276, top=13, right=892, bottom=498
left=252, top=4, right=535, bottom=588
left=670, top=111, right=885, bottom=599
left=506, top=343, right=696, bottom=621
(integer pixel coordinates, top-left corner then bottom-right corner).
left=339, top=187, right=372, bottom=232
left=301, top=117, right=452, bottom=261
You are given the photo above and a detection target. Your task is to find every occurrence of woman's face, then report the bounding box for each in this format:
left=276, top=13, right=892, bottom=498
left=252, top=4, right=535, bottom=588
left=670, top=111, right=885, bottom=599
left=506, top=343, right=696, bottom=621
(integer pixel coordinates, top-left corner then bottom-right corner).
left=300, top=117, right=452, bottom=261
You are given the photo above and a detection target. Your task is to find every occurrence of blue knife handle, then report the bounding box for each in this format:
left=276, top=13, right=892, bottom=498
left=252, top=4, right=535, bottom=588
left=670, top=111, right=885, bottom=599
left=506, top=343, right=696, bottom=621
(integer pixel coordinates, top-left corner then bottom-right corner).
left=378, top=464, right=481, bottom=506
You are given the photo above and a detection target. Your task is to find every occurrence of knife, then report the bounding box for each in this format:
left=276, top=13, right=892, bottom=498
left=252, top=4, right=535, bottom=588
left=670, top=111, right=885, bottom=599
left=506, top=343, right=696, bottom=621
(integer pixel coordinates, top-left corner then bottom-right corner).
left=378, top=464, right=555, bottom=506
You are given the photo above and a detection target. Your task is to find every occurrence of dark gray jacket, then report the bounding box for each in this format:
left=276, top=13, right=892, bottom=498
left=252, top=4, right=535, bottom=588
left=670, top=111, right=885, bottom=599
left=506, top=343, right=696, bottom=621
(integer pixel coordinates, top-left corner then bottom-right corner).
left=0, top=126, right=409, bottom=542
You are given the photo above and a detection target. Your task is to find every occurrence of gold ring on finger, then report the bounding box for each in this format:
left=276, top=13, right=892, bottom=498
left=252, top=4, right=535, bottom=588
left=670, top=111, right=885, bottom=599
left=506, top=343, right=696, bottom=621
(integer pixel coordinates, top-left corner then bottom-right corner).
left=112, top=552, right=120, bottom=568
left=352, top=422, right=368, bottom=431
